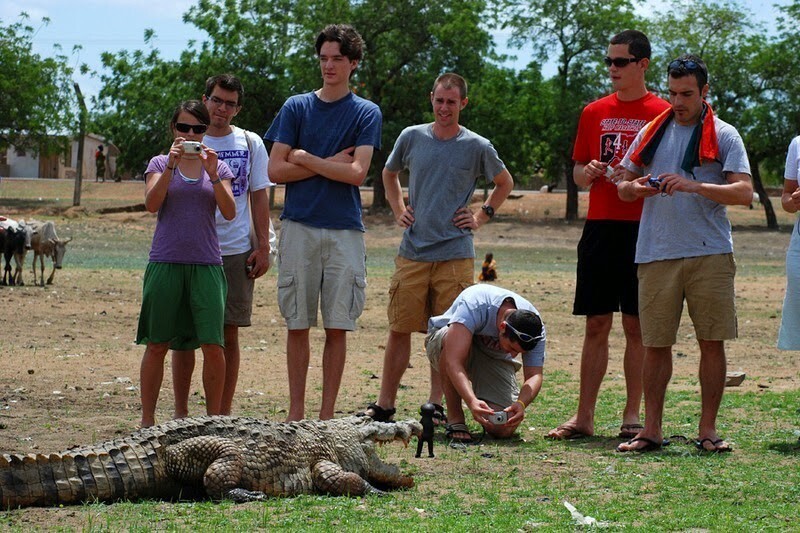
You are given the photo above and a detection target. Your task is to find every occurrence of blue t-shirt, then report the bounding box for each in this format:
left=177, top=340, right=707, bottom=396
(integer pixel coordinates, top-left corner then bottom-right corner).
left=428, top=284, right=546, bottom=368
left=264, top=91, right=382, bottom=231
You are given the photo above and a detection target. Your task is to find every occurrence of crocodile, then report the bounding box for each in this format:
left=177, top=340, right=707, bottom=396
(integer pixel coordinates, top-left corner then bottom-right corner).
left=0, top=415, right=421, bottom=508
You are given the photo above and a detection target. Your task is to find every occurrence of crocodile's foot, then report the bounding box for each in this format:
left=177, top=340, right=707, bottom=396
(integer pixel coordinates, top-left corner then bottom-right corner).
left=226, top=488, right=268, bottom=502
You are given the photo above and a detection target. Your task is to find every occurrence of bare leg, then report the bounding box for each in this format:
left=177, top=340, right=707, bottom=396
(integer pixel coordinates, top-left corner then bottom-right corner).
left=697, top=340, right=729, bottom=450
left=372, top=330, right=411, bottom=410
left=171, top=349, right=196, bottom=419
left=547, top=314, right=612, bottom=438
left=621, top=313, right=644, bottom=426
left=221, top=324, right=240, bottom=415
left=427, top=364, right=444, bottom=406
left=320, top=328, right=347, bottom=420
left=617, top=345, right=672, bottom=451
left=437, top=334, right=470, bottom=441
left=140, top=342, right=170, bottom=427
left=286, top=328, right=310, bottom=421
left=200, top=343, right=225, bottom=416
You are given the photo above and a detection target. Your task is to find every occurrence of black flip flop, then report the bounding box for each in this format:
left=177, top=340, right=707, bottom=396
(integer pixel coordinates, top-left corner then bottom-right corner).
left=616, top=436, right=664, bottom=452
left=695, top=438, right=732, bottom=453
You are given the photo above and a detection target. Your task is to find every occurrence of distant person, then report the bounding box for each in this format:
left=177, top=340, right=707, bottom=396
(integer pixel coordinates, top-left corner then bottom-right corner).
left=361, top=73, right=513, bottom=425
left=548, top=30, right=670, bottom=441
left=616, top=55, right=752, bottom=452
left=778, top=136, right=800, bottom=349
left=264, top=24, right=382, bottom=421
left=137, top=100, right=236, bottom=427
left=778, top=134, right=800, bottom=445
left=171, top=74, right=275, bottom=418
left=426, top=284, right=545, bottom=442
left=95, top=145, right=106, bottom=182
left=479, top=252, right=498, bottom=282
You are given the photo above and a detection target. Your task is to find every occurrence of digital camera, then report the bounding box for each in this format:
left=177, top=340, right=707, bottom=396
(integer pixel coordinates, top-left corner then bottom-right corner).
left=490, top=411, right=508, bottom=425
left=647, top=176, right=663, bottom=189
left=183, top=141, right=203, bottom=154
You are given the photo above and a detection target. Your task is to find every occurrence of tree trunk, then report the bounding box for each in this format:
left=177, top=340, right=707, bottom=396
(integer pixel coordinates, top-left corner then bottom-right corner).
left=749, top=156, right=778, bottom=230
left=369, top=149, right=389, bottom=213
left=565, top=157, right=578, bottom=221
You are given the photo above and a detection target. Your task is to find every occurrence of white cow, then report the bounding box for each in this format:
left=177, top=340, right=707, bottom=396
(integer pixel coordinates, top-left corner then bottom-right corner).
left=30, top=221, right=72, bottom=286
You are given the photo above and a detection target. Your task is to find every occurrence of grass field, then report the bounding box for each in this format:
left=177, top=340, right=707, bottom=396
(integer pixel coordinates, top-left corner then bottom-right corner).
left=0, top=178, right=799, bottom=531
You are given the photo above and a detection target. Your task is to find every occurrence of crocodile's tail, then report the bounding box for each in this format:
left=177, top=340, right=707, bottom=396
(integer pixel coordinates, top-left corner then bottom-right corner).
left=0, top=439, right=164, bottom=509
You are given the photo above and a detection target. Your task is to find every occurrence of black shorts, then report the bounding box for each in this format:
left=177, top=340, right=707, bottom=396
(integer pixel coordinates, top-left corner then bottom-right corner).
left=573, top=220, right=640, bottom=316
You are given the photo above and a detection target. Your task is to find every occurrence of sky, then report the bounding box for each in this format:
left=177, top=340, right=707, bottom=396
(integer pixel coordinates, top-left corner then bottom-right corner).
left=3, top=0, right=790, bottom=112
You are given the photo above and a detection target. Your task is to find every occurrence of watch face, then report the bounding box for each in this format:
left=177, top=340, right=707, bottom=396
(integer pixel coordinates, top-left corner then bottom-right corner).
left=482, top=205, right=494, bottom=218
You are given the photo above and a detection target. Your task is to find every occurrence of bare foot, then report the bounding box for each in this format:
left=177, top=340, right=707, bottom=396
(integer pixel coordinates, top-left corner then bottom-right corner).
left=546, top=422, right=592, bottom=440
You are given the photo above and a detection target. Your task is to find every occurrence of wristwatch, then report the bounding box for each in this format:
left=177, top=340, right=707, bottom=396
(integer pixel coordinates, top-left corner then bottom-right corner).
left=481, top=204, right=495, bottom=219
left=210, top=177, right=221, bottom=185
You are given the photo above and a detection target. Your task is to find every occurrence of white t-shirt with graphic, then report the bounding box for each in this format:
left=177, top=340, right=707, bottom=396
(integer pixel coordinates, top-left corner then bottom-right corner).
left=203, top=127, right=272, bottom=256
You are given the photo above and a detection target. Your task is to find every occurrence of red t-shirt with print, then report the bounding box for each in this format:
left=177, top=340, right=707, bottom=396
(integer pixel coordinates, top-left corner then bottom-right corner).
left=572, top=92, right=670, bottom=221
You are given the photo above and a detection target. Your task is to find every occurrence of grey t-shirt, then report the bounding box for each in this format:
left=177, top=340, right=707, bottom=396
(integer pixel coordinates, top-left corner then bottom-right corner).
left=621, top=116, right=750, bottom=264
left=428, top=284, right=546, bottom=368
left=386, top=124, right=506, bottom=262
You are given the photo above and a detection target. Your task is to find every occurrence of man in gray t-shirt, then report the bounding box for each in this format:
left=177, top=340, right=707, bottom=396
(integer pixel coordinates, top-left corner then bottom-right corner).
left=616, top=54, right=752, bottom=453
left=362, top=73, right=514, bottom=427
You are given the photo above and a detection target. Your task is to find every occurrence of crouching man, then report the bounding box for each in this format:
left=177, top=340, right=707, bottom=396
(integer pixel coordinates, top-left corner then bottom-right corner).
left=426, top=284, right=546, bottom=442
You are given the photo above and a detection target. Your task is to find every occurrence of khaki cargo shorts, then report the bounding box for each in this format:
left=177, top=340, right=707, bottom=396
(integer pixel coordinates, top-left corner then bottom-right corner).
left=638, top=253, right=737, bottom=347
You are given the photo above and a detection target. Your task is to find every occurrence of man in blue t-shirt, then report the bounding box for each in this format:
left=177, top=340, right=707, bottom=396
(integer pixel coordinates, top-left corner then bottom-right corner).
left=265, top=24, right=382, bottom=421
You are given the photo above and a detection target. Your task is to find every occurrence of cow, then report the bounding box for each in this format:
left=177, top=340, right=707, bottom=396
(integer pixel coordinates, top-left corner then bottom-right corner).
left=0, top=217, right=33, bottom=286
left=30, top=221, right=72, bottom=286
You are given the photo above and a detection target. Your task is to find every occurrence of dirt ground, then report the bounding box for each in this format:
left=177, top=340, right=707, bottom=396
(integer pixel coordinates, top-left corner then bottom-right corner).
left=0, top=182, right=798, bottom=525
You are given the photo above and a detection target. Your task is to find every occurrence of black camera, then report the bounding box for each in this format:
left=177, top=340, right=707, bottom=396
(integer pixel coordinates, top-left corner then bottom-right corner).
left=647, top=176, right=663, bottom=189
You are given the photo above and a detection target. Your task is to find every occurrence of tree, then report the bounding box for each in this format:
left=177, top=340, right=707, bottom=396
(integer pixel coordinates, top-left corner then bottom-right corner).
left=468, top=63, right=552, bottom=189
left=93, top=0, right=492, bottom=199
left=499, top=0, right=639, bottom=220
left=0, top=14, right=79, bottom=154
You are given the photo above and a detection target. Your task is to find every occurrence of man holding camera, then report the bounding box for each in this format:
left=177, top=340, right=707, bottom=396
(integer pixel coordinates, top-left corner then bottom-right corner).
left=425, top=284, right=545, bottom=442
left=171, top=74, right=274, bottom=418
left=616, top=55, right=752, bottom=452
left=548, top=30, right=670, bottom=442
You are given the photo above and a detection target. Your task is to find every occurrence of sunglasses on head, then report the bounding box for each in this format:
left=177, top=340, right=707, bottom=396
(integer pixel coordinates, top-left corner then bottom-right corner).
left=504, top=321, right=544, bottom=345
left=603, top=56, right=641, bottom=68
left=668, top=59, right=702, bottom=72
left=174, top=122, right=208, bottom=134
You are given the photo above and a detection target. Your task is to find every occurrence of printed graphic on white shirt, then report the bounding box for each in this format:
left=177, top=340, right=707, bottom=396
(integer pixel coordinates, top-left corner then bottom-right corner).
left=216, top=149, right=250, bottom=197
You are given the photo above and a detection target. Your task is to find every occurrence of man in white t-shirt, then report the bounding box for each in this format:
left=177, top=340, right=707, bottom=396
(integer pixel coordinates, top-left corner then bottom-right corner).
left=171, top=73, right=275, bottom=417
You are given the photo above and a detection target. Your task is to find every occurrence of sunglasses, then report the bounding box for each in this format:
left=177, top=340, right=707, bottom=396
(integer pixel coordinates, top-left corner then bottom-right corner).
left=207, top=95, right=240, bottom=109
left=668, top=59, right=702, bottom=72
left=174, top=122, right=208, bottom=134
left=504, top=321, right=544, bottom=345
left=603, top=56, right=641, bottom=68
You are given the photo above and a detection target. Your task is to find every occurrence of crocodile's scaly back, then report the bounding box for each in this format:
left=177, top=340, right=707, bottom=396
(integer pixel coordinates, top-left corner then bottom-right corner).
left=0, top=416, right=421, bottom=509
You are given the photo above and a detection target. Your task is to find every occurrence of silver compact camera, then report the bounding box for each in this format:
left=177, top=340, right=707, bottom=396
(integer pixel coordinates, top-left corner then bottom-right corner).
left=183, top=141, right=203, bottom=154
left=490, top=411, right=508, bottom=425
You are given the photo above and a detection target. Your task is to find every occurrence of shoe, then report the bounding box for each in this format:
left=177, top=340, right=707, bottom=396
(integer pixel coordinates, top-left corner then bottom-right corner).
left=616, top=436, right=664, bottom=452
left=546, top=425, right=589, bottom=440
left=445, top=423, right=476, bottom=444
left=618, top=423, right=644, bottom=439
left=695, top=438, right=732, bottom=453
left=361, top=402, right=396, bottom=422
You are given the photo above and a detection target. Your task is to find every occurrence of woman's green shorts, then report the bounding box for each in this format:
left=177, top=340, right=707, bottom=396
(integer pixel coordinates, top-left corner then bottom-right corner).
left=136, top=262, right=227, bottom=350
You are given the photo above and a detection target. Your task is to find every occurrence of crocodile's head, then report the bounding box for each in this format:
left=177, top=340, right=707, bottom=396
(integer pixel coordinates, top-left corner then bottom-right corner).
left=355, top=418, right=423, bottom=446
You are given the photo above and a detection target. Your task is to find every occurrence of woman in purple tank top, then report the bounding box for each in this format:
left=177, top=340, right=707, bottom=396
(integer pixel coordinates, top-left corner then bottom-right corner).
left=136, top=100, right=236, bottom=428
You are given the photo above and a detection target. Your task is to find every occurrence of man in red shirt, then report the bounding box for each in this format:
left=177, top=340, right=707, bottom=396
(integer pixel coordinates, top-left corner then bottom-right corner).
left=547, top=30, right=670, bottom=440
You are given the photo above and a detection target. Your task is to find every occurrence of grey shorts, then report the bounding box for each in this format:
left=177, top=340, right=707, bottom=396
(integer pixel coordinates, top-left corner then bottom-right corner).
left=425, top=326, right=520, bottom=408
left=223, top=251, right=255, bottom=327
left=277, top=219, right=367, bottom=330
